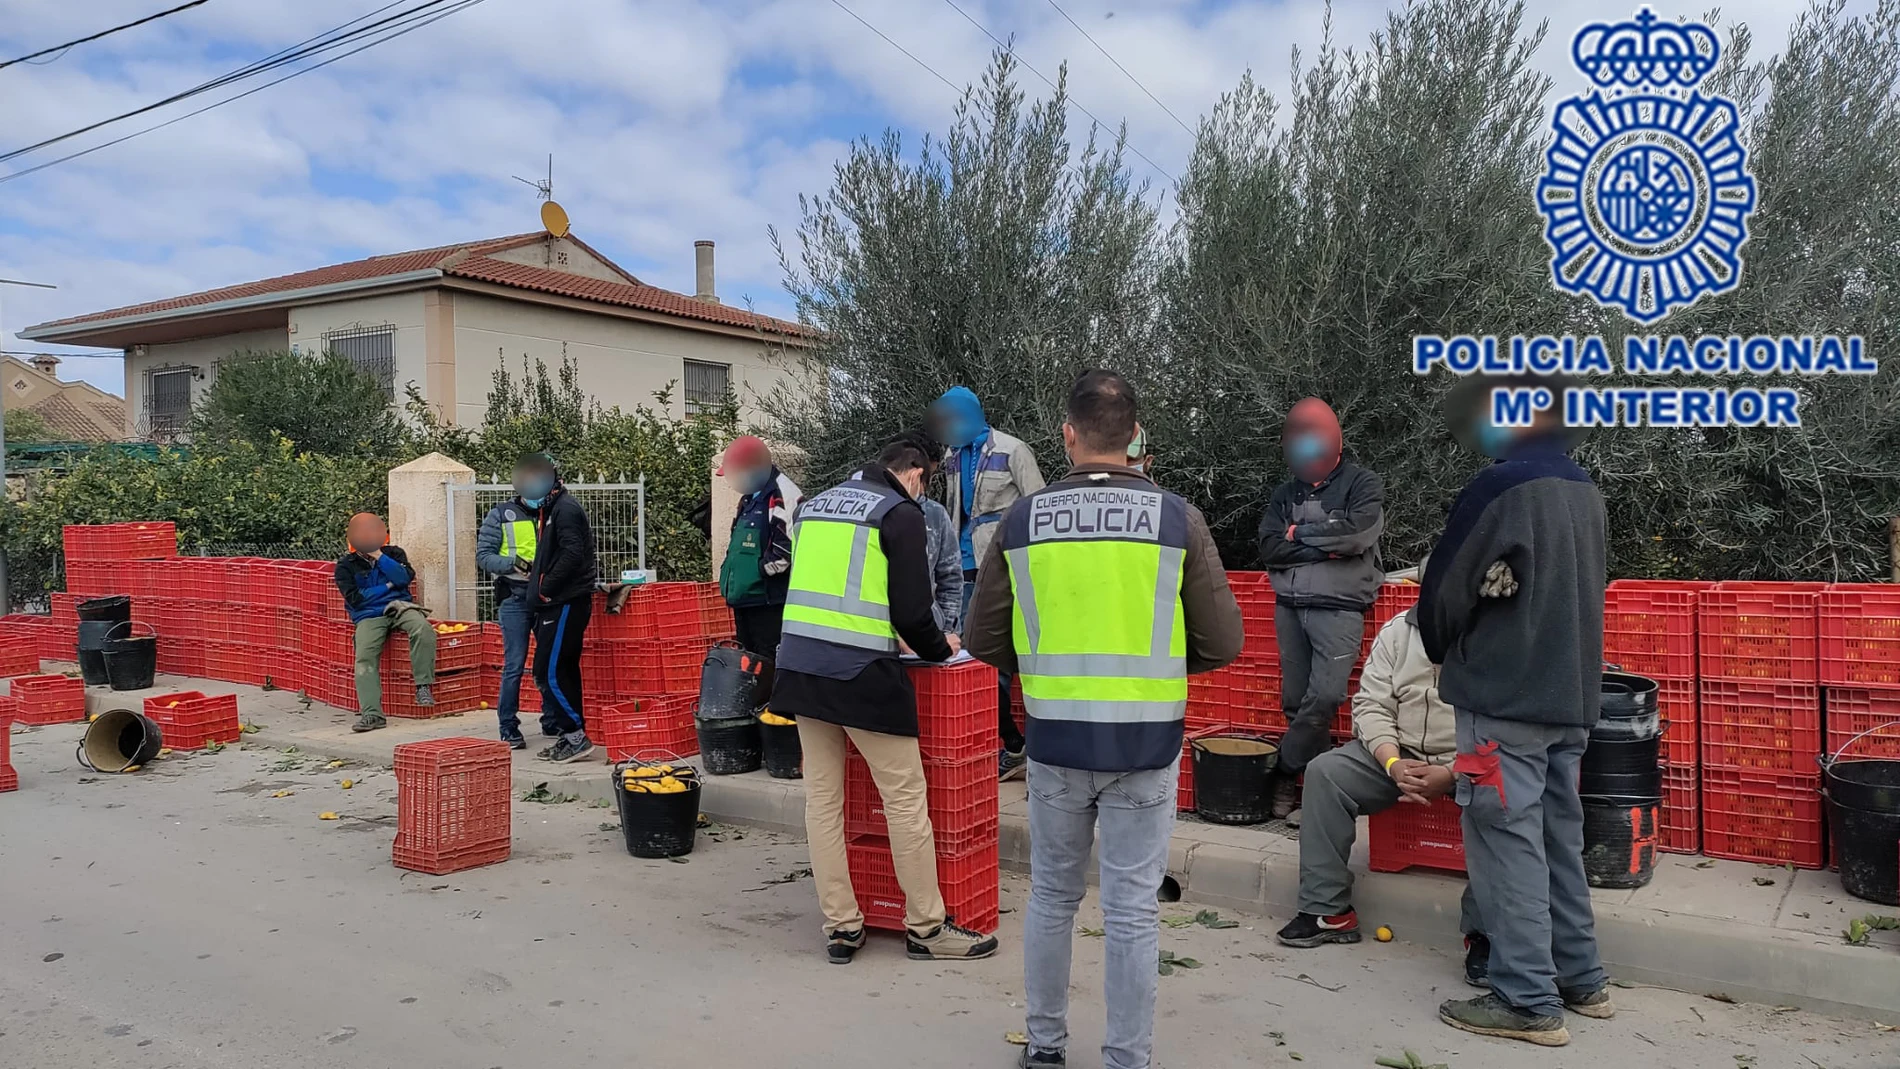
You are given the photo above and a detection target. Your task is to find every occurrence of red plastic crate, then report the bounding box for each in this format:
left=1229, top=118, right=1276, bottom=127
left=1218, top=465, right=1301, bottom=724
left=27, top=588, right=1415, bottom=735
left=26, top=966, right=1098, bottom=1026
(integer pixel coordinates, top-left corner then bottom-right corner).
left=1604, top=579, right=1710, bottom=680
left=0, top=641, right=40, bottom=678
left=656, top=639, right=707, bottom=693
left=145, top=691, right=242, bottom=750
left=846, top=835, right=1000, bottom=934
left=1366, top=582, right=1421, bottom=643
left=203, top=644, right=265, bottom=686
left=1701, top=767, right=1825, bottom=868
left=1187, top=674, right=1232, bottom=724
left=1367, top=794, right=1467, bottom=874
left=393, top=738, right=513, bottom=874
left=1819, top=584, right=1900, bottom=687
left=1656, top=676, right=1698, bottom=769
left=1659, top=764, right=1699, bottom=854
left=595, top=695, right=697, bottom=761
left=1698, top=582, right=1823, bottom=683
left=62, top=522, right=178, bottom=562
left=1699, top=679, right=1822, bottom=773
left=386, top=672, right=483, bottom=719
left=10, top=674, right=85, bottom=725
left=907, top=660, right=1000, bottom=763
left=845, top=750, right=998, bottom=851
left=1821, top=687, right=1900, bottom=762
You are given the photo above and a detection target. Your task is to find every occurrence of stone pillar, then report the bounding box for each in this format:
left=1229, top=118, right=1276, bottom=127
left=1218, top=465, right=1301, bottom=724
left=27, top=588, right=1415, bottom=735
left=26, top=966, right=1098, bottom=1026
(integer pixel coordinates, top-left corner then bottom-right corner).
left=388, top=452, right=476, bottom=619
left=709, top=439, right=809, bottom=583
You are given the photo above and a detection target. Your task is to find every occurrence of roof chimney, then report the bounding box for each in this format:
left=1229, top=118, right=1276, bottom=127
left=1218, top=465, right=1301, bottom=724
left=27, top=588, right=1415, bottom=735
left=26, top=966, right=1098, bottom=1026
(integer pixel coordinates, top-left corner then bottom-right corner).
left=27, top=354, right=58, bottom=375
left=693, top=240, right=718, bottom=304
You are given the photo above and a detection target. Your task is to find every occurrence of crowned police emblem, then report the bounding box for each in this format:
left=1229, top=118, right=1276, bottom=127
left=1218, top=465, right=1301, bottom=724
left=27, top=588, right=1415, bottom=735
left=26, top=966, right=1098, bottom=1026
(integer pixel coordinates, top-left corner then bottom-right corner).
left=1536, top=9, right=1757, bottom=324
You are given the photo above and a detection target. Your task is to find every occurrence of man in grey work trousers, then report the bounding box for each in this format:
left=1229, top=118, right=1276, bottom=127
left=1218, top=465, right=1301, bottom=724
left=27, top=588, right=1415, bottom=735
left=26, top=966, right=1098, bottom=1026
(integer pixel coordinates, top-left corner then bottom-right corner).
left=1418, top=374, right=1611, bottom=1047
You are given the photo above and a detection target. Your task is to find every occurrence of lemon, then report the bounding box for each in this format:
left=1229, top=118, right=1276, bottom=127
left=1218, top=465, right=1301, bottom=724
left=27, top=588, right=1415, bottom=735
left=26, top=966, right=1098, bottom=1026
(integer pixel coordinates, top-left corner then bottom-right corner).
left=121, top=763, right=141, bottom=773
left=319, top=812, right=339, bottom=820
left=1374, top=925, right=1393, bottom=943
left=340, top=779, right=354, bottom=789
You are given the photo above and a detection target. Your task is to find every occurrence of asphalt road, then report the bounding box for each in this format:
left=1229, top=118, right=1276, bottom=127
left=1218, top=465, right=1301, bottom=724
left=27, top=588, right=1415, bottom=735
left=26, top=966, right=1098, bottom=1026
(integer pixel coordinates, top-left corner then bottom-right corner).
left=2, top=721, right=1895, bottom=1069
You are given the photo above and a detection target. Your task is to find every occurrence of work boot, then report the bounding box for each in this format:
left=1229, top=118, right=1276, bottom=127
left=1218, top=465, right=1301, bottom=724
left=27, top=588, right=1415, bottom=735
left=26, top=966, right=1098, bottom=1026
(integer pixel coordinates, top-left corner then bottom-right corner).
left=1439, top=993, right=1569, bottom=1047
left=1275, top=910, right=1362, bottom=948
left=1561, top=984, right=1616, bottom=1019
left=351, top=712, right=386, bottom=733
left=414, top=684, right=435, bottom=707
left=1270, top=774, right=1301, bottom=820
left=543, top=736, right=595, bottom=763
left=826, top=927, right=865, bottom=965
left=1019, top=1048, right=1066, bottom=1068
left=999, top=747, right=1028, bottom=782
left=906, top=920, right=999, bottom=961
left=1464, top=933, right=1491, bottom=988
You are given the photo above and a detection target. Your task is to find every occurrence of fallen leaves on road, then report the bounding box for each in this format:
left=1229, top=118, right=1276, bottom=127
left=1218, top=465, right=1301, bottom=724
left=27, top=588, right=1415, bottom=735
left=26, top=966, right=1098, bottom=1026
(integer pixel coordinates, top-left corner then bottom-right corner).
left=1375, top=1051, right=1450, bottom=1069
left=1077, top=926, right=1105, bottom=937
left=1157, top=949, right=1201, bottom=976
left=1004, top=1032, right=1028, bottom=1046
left=270, top=790, right=294, bottom=798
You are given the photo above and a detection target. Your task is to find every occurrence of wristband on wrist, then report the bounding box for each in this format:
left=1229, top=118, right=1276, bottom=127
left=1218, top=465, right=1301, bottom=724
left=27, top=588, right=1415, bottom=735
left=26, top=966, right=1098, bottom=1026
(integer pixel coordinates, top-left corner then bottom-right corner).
left=1383, top=755, right=1402, bottom=773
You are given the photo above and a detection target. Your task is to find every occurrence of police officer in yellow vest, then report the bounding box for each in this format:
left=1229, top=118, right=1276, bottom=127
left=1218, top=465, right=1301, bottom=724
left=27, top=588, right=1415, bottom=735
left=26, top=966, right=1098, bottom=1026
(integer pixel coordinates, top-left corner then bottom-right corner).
left=475, top=461, right=544, bottom=749
left=770, top=435, right=1000, bottom=966
left=967, top=371, right=1243, bottom=1069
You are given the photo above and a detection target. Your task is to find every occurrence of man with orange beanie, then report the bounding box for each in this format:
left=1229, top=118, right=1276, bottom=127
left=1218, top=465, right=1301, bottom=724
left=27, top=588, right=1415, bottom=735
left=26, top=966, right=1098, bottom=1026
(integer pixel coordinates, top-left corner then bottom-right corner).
left=1257, top=398, right=1385, bottom=821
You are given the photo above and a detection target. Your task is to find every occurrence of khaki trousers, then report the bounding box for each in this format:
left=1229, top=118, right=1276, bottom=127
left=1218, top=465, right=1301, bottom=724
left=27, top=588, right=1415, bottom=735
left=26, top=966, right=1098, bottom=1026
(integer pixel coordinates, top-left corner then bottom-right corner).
left=797, top=718, right=946, bottom=935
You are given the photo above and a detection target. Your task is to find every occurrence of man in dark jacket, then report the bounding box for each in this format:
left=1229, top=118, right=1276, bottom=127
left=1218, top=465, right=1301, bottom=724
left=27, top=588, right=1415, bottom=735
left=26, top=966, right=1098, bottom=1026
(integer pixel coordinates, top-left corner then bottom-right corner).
left=967, top=371, right=1243, bottom=1069
left=1258, top=398, right=1385, bottom=818
left=771, top=437, right=997, bottom=966
left=1420, top=376, right=1609, bottom=1047
left=717, top=435, right=802, bottom=660
left=513, top=453, right=599, bottom=763
left=474, top=467, right=544, bottom=749
left=335, top=512, right=435, bottom=733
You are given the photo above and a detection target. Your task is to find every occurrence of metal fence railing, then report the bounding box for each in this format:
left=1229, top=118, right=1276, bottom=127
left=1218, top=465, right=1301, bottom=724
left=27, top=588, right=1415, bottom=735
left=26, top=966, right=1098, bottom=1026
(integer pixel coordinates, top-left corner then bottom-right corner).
left=444, top=478, right=646, bottom=622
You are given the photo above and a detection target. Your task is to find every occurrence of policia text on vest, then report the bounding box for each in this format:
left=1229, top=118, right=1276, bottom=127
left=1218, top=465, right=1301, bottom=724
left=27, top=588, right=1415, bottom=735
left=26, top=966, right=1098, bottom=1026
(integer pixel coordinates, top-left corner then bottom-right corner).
left=1029, top=486, right=1162, bottom=542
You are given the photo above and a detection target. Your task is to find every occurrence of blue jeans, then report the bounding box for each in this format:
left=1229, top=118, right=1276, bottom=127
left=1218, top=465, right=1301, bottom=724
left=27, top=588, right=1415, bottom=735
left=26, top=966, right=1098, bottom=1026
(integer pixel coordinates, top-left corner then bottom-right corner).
left=1024, top=759, right=1178, bottom=1069
left=495, top=592, right=532, bottom=739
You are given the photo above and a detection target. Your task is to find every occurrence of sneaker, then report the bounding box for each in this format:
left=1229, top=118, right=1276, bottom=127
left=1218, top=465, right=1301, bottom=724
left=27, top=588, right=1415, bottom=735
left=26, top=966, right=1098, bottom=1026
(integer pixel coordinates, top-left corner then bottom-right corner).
left=1438, top=993, right=1569, bottom=1047
left=1464, top=933, right=1491, bottom=988
left=501, top=734, right=527, bottom=751
left=826, top=927, right=865, bottom=965
left=906, top=920, right=998, bottom=961
left=1270, top=774, right=1301, bottom=820
left=350, top=713, right=387, bottom=733
left=542, top=736, right=595, bottom=763
left=999, top=748, right=1028, bottom=781
left=414, top=684, right=435, bottom=707
left=1275, top=911, right=1362, bottom=948
left=1561, top=984, right=1615, bottom=1019
left=536, top=743, right=558, bottom=760
left=1019, top=1049, right=1066, bottom=1068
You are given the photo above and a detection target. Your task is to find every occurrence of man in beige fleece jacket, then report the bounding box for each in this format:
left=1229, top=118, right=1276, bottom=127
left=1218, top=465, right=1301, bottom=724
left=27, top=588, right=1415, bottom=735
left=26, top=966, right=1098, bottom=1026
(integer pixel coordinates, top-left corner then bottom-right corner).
left=1276, top=606, right=1484, bottom=974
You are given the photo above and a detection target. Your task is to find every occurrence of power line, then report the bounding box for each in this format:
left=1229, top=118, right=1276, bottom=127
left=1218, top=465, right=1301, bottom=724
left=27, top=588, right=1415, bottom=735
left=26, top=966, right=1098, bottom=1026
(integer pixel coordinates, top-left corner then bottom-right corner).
left=1040, top=0, right=1194, bottom=136
left=935, top=0, right=1175, bottom=183
left=827, top=0, right=958, bottom=94
left=0, top=0, right=485, bottom=185
left=0, top=0, right=464, bottom=166
left=0, top=0, right=212, bottom=71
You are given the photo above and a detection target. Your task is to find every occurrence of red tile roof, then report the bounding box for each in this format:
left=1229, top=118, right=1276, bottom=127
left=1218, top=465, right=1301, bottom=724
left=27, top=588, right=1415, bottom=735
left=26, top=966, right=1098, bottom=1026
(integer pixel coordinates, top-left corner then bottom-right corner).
left=445, top=255, right=806, bottom=336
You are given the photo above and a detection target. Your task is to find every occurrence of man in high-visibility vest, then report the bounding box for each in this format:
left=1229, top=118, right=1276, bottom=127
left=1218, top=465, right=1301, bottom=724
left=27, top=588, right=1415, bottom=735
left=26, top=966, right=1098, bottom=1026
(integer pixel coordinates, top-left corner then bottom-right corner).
left=475, top=459, right=548, bottom=749
left=770, top=436, right=1000, bottom=966
left=966, top=370, right=1243, bottom=1069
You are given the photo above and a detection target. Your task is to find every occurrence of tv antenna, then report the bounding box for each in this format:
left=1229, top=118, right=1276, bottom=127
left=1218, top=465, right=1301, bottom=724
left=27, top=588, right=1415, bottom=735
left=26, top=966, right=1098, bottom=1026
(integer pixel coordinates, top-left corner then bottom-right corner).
left=514, top=153, right=554, bottom=201
left=514, top=154, right=569, bottom=238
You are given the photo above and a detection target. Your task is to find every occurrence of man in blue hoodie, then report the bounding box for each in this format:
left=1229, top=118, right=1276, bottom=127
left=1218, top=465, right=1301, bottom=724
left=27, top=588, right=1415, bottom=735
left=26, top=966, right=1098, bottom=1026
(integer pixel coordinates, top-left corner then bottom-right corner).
left=931, top=386, right=1044, bottom=780
left=335, top=512, right=436, bottom=733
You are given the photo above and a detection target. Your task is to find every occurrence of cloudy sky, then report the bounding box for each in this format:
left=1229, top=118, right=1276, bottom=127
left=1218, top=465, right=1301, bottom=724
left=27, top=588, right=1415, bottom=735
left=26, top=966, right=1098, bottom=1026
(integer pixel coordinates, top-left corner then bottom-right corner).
left=0, top=0, right=1834, bottom=396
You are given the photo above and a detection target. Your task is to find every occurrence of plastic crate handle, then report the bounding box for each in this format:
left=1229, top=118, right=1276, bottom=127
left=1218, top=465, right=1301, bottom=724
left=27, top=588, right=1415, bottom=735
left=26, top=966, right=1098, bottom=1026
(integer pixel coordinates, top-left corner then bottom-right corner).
left=1822, top=718, right=1900, bottom=768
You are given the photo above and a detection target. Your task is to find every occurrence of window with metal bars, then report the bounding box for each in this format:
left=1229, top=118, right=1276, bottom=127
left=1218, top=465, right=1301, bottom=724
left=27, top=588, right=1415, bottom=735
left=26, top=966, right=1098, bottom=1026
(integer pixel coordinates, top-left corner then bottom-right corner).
left=321, top=326, right=396, bottom=397
left=148, top=367, right=193, bottom=437
left=683, top=359, right=730, bottom=416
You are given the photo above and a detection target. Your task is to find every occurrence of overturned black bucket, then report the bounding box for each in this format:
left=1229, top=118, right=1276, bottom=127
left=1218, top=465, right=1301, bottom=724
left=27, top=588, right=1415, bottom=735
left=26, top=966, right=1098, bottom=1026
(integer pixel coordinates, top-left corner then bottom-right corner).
left=697, top=641, right=773, bottom=719
left=1581, top=796, right=1660, bottom=889
left=75, top=619, right=116, bottom=686
left=758, top=714, right=802, bottom=779
left=76, top=595, right=132, bottom=623
left=695, top=703, right=763, bottom=776
left=77, top=707, right=164, bottom=773
left=1820, top=721, right=1900, bottom=906
left=611, top=761, right=701, bottom=858
left=101, top=622, right=158, bottom=691
left=1192, top=733, right=1279, bottom=825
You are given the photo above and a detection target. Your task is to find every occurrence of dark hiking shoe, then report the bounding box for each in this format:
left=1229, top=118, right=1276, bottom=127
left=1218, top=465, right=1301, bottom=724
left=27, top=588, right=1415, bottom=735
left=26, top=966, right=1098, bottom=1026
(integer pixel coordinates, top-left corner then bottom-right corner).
left=1561, top=984, right=1616, bottom=1019
left=1019, top=1049, right=1066, bottom=1068
left=1464, top=933, right=1491, bottom=988
left=543, top=736, right=595, bottom=763
left=1439, top=994, right=1569, bottom=1047
left=1270, top=774, right=1301, bottom=820
left=906, top=920, right=998, bottom=961
left=999, top=748, right=1028, bottom=782
left=826, top=927, right=865, bottom=965
left=1276, top=911, right=1362, bottom=948
left=351, top=713, right=387, bottom=733
left=536, top=743, right=558, bottom=760
left=414, top=684, right=435, bottom=707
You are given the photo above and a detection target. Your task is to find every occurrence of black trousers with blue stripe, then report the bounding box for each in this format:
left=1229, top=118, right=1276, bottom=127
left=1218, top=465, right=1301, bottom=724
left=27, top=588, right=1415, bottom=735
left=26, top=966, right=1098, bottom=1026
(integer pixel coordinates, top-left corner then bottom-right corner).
left=532, top=595, right=592, bottom=738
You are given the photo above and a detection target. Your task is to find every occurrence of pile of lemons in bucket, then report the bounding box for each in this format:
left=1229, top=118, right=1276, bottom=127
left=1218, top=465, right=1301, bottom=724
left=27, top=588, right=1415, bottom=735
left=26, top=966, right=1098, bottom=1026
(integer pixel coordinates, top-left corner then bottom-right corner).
left=621, top=762, right=698, bottom=794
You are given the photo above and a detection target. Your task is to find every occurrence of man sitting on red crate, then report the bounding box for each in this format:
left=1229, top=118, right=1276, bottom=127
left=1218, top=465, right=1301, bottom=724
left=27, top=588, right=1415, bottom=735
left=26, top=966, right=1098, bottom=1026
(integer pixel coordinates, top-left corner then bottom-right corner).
left=335, top=513, right=436, bottom=733
left=1275, top=606, right=1490, bottom=983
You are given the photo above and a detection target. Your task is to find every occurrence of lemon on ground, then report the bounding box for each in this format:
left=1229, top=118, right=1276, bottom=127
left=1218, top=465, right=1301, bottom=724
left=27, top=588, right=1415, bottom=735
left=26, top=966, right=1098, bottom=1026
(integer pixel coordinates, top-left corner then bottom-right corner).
left=319, top=812, right=339, bottom=820
left=340, top=779, right=354, bottom=789
left=1374, top=925, right=1393, bottom=942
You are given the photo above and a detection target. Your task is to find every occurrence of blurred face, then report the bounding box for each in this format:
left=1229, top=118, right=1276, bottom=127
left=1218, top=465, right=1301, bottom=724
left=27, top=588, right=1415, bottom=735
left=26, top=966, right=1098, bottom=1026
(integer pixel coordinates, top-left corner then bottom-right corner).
left=347, top=516, right=386, bottom=552
left=513, top=463, right=556, bottom=502
left=724, top=465, right=768, bottom=493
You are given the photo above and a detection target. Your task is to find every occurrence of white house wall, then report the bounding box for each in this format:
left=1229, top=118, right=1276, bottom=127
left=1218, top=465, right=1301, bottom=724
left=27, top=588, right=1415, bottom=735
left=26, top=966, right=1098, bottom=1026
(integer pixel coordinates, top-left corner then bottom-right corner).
left=125, top=327, right=287, bottom=437
left=289, top=292, right=430, bottom=399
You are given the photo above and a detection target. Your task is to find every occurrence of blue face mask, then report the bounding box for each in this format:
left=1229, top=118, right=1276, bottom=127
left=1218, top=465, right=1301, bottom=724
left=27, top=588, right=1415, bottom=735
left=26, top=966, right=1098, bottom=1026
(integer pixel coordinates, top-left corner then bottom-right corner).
left=1475, top=423, right=1516, bottom=458
left=515, top=473, right=555, bottom=505
left=1285, top=434, right=1328, bottom=468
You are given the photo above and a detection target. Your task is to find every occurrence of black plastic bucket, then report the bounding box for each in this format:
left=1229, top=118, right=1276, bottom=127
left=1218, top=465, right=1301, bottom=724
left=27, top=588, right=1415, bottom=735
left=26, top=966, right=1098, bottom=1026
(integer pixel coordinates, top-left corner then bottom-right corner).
left=75, top=619, right=116, bottom=685
left=1819, top=732, right=1900, bottom=905
left=101, top=622, right=157, bottom=691
left=1580, top=737, right=1663, bottom=799
left=77, top=708, right=164, bottom=773
left=697, top=641, right=773, bottom=719
left=1191, top=733, right=1279, bottom=825
left=76, top=595, right=131, bottom=623
left=1596, top=671, right=1662, bottom=741
left=1581, top=795, right=1660, bottom=889
left=695, top=708, right=763, bottom=776
left=759, top=716, right=802, bottom=779
left=612, top=765, right=701, bottom=858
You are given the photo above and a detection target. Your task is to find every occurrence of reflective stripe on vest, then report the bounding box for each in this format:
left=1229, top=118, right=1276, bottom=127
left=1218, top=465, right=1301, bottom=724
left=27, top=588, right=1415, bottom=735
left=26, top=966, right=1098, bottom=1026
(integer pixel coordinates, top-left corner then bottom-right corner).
left=1003, top=482, right=1189, bottom=724
left=500, top=518, right=538, bottom=563
left=781, top=479, right=902, bottom=653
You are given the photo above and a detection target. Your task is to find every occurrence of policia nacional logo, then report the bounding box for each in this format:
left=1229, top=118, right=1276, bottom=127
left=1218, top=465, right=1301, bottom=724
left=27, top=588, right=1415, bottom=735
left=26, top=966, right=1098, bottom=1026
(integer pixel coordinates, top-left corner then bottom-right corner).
left=1536, top=8, right=1757, bottom=324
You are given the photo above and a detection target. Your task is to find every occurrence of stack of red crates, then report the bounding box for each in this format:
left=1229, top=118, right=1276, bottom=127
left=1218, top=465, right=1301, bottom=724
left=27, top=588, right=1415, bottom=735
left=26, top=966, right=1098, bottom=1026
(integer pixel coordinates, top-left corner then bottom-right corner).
left=392, top=737, right=513, bottom=874
left=1604, top=579, right=1711, bottom=853
left=575, top=582, right=734, bottom=756
left=10, top=674, right=85, bottom=725
left=0, top=631, right=40, bottom=678
left=142, top=691, right=242, bottom=751
left=844, top=660, right=1001, bottom=933
left=1697, top=582, right=1827, bottom=868
left=0, top=695, right=18, bottom=792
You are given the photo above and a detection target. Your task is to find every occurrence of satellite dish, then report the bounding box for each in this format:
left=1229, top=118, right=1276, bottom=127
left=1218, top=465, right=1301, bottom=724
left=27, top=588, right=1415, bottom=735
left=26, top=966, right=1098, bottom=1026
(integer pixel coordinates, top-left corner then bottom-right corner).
left=541, top=200, right=570, bottom=238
